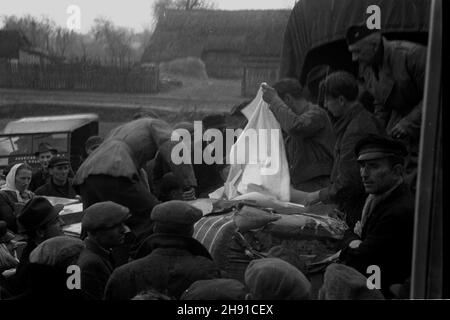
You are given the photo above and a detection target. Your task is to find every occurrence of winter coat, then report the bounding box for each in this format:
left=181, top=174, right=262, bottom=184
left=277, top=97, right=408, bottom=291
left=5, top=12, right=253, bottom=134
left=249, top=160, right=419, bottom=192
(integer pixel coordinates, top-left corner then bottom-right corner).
left=269, top=100, right=335, bottom=190
left=360, top=37, right=426, bottom=140
left=104, top=233, right=222, bottom=300
left=339, top=183, right=414, bottom=295
left=35, top=178, right=77, bottom=199
left=318, top=102, right=385, bottom=227
left=77, top=238, right=115, bottom=300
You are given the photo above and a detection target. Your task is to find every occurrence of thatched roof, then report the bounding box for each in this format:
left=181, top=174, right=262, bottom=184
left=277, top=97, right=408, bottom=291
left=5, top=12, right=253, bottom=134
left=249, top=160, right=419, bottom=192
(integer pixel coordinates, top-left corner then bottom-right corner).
left=142, top=9, right=291, bottom=63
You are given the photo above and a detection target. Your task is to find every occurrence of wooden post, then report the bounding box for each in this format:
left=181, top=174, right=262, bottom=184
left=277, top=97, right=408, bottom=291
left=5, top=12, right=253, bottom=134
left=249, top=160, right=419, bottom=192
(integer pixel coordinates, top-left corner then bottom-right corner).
left=410, top=0, right=443, bottom=299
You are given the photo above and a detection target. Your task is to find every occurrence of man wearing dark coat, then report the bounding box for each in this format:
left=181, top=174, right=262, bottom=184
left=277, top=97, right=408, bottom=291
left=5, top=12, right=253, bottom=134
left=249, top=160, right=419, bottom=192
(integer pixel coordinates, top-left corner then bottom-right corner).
left=294, top=71, right=386, bottom=228
left=104, top=201, right=222, bottom=300
left=77, top=201, right=131, bottom=300
left=73, top=117, right=197, bottom=237
left=346, top=25, right=427, bottom=191
left=339, top=134, right=414, bottom=297
left=34, top=157, right=77, bottom=199
left=29, top=143, right=58, bottom=192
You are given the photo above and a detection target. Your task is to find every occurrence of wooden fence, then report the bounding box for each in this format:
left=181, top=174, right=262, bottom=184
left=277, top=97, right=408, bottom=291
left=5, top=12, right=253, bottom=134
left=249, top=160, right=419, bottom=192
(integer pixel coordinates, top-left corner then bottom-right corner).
left=0, top=61, right=159, bottom=93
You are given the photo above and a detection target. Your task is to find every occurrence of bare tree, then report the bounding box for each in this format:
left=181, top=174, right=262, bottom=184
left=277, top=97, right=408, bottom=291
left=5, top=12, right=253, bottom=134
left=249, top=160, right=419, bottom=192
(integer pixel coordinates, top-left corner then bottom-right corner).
left=91, top=17, right=135, bottom=66
left=54, top=27, right=76, bottom=58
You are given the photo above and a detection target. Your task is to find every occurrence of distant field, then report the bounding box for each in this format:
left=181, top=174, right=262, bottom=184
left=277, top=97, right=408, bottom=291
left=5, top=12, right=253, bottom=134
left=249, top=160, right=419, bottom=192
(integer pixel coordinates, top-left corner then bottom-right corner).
left=0, top=76, right=245, bottom=137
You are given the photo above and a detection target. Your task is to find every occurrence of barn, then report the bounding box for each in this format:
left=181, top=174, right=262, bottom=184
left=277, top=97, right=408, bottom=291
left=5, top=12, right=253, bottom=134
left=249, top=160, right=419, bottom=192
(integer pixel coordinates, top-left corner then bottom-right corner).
left=141, top=9, right=291, bottom=97
left=0, top=29, right=53, bottom=65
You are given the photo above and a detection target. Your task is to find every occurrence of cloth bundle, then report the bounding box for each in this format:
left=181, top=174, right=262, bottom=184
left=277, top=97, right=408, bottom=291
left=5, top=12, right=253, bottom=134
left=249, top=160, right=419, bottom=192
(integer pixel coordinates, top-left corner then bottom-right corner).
left=214, top=87, right=290, bottom=202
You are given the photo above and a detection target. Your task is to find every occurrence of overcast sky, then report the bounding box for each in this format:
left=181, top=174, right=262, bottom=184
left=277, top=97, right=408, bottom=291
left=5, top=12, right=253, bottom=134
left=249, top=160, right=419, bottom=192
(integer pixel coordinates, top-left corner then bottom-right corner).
left=0, top=0, right=296, bottom=33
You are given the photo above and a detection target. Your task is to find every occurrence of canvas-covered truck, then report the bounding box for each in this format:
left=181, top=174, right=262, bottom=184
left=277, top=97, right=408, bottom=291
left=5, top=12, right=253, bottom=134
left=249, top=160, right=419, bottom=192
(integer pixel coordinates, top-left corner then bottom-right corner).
left=279, top=0, right=430, bottom=84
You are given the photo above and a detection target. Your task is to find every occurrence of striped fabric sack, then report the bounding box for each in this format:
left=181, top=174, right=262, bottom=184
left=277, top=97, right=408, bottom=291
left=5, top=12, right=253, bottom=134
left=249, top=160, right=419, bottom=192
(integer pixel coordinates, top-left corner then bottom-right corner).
left=193, top=212, right=253, bottom=282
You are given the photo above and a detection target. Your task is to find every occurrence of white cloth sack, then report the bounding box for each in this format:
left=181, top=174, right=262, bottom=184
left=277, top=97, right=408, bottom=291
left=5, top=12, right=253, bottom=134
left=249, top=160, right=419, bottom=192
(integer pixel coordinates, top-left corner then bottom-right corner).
left=218, top=87, right=290, bottom=201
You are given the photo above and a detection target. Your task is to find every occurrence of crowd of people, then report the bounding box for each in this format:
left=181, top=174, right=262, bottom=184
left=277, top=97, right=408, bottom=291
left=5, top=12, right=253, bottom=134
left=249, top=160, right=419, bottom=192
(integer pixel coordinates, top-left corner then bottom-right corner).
left=0, top=24, right=425, bottom=300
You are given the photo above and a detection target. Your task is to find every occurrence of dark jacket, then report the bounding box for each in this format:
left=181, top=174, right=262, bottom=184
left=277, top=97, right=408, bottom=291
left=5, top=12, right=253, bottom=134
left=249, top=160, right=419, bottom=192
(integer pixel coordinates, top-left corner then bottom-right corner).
left=8, top=263, right=87, bottom=300
left=104, top=234, right=222, bottom=300
left=29, top=168, right=50, bottom=192
left=35, top=178, right=77, bottom=199
left=360, top=38, right=426, bottom=139
left=2, top=241, right=37, bottom=296
left=77, top=237, right=115, bottom=300
left=269, top=99, right=335, bottom=190
left=339, top=183, right=414, bottom=295
left=0, top=190, right=34, bottom=233
left=318, top=102, right=385, bottom=227
left=0, top=190, right=20, bottom=233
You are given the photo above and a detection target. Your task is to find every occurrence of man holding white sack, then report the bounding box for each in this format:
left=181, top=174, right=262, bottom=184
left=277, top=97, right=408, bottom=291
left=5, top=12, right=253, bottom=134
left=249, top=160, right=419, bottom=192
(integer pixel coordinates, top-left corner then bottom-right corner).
left=261, top=79, right=335, bottom=192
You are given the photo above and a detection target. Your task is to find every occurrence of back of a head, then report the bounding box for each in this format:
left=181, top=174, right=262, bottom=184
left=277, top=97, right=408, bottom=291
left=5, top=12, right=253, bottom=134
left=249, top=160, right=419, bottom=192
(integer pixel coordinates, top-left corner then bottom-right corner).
left=132, top=109, right=159, bottom=120
left=27, top=236, right=86, bottom=300
left=320, top=263, right=384, bottom=300
left=132, top=289, right=173, bottom=300
left=273, top=78, right=304, bottom=101
left=151, top=200, right=203, bottom=237
left=174, top=121, right=195, bottom=134
left=202, top=113, right=227, bottom=131
left=322, top=71, right=359, bottom=102
left=306, top=64, right=333, bottom=103
left=29, top=235, right=85, bottom=269
left=85, top=135, right=103, bottom=153
left=245, top=258, right=311, bottom=300
left=181, top=279, right=248, bottom=300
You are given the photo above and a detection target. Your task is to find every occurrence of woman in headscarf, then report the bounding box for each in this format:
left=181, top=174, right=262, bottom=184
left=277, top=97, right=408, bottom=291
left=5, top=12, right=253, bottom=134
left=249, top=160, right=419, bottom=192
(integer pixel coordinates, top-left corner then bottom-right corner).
left=0, top=163, right=34, bottom=233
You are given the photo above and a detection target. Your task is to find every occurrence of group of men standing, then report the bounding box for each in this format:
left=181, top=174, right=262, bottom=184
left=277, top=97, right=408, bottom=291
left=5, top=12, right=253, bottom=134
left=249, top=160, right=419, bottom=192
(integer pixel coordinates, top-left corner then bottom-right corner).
left=259, top=23, right=425, bottom=296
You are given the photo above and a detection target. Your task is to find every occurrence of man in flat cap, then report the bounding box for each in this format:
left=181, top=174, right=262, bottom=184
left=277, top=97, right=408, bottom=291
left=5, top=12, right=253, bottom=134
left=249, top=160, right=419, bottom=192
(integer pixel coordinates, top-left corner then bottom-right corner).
left=261, top=78, right=335, bottom=192
left=77, top=201, right=130, bottom=300
left=104, top=201, right=222, bottom=300
left=244, top=257, right=311, bottom=300
left=346, top=24, right=427, bottom=192
left=3, top=197, right=64, bottom=296
left=29, top=143, right=58, bottom=192
left=35, top=157, right=77, bottom=199
left=338, top=134, right=414, bottom=297
left=84, top=135, right=103, bottom=157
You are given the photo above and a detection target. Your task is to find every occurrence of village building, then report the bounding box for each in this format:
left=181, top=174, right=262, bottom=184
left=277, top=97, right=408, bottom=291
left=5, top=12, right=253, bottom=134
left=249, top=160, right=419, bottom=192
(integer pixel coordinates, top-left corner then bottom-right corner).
left=0, top=30, right=53, bottom=66
left=141, top=9, right=290, bottom=97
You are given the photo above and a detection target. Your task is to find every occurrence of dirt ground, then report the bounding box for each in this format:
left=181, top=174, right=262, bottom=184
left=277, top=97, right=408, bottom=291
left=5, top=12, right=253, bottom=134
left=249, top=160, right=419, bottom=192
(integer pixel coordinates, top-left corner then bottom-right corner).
left=0, top=76, right=244, bottom=136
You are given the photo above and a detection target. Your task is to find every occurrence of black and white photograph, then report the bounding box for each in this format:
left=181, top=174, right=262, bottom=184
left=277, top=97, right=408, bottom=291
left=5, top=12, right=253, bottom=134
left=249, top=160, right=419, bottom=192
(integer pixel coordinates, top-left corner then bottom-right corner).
left=0, top=0, right=445, bottom=309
